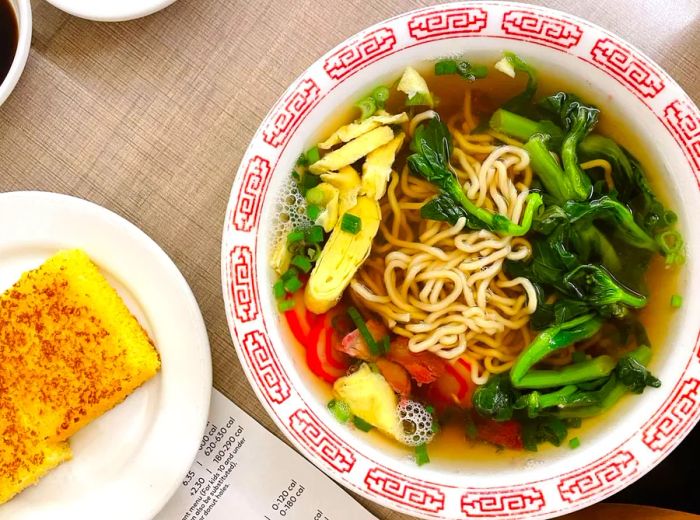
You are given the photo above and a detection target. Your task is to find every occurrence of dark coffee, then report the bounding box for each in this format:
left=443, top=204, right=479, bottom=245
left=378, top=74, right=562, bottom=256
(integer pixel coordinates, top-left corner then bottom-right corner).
left=0, top=0, right=18, bottom=86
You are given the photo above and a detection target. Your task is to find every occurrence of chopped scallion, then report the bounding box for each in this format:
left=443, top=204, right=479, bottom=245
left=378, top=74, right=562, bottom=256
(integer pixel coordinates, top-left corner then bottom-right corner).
left=341, top=213, right=362, bottom=234
left=435, top=59, right=459, bottom=76
left=284, top=275, right=302, bottom=293
left=273, top=280, right=285, bottom=299
left=305, top=225, right=325, bottom=244
left=348, top=307, right=380, bottom=356
left=291, top=255, right=312, bottom=273
left=296, top=153, right=308, bottom=167
left=281, top=268, right=297, bottom=281
left=371, top=85, right=390, bottom=106
left=671, top=294, right=683, bottom=308
left=352, top=416, right=374, bottom=432
left=299, top=172, right=321, bottom=196
left=278, top=299, right=295, bottom=312
left=286, top=230, right=305, bottom=245
left=307, top=245, right=321, bottom=261
left=414, top=443, right=430, bottom=466
left=305, top=146, right=320, bottom=165
left=355, top=96, right=377, bottom=120
left=306, top=203, right=322, bottom=221
left=328, top=399, right=352, bottom=423
left=569, top=437, right=581, bottom=449
left=469, top=64, right=489, bottom=78
left=380, top=335, right=390, bottom=355
left=434, top=58, right=487, bottom=81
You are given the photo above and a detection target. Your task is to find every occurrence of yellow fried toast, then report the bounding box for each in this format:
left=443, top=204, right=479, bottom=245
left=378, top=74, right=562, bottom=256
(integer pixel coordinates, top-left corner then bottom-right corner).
left=0, top=249, right=161, bottom=504
left=0, top=399, right=72, bottom=504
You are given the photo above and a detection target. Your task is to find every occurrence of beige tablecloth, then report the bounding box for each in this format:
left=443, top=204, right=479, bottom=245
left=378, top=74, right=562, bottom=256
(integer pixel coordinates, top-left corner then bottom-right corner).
left=1, top=1, right=698, bottom=518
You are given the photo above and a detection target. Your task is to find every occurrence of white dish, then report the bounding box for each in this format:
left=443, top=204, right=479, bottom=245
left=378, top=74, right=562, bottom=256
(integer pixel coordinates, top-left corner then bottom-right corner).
left=0, top=0, right=32, bottom=108
left=44, top=0, right=176, bottom=22
left=0, top=191, right=212, bottom=520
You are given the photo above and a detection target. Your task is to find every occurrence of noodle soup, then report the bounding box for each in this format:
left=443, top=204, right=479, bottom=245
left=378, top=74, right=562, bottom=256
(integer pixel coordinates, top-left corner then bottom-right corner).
left=269, top=53, right=684, bottom=464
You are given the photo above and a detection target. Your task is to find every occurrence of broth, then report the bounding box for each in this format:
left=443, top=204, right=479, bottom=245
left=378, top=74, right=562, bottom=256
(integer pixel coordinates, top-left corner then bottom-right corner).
left=283, top=59, right=681, bottom=463
left=0, top=0, right=18, bottom=86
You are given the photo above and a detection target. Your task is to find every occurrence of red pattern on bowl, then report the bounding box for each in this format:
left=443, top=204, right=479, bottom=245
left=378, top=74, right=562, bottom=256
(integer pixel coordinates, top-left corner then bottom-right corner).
left=221, top=3, right=700, bottom=518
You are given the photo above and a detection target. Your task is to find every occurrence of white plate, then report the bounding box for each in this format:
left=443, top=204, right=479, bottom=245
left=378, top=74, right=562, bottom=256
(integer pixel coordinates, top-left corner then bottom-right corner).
left=43, top=0, right=176, bottom=22
left=0, top=191, right=212, bottom=520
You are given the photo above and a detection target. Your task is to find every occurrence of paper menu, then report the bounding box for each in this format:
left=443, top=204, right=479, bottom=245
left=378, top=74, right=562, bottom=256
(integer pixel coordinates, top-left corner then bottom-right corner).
left=155, top=390, right=376, bottom=520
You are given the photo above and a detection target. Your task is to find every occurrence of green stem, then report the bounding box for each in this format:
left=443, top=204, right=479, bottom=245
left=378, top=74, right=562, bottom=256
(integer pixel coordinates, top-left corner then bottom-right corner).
left=449, top=185, right=543, bottom=237
left=515, top=355, right=616, bottom=389
left=489, top=109, right=540, bottom=141
left=557, top=346, right=653, bottom=418
left=576, top=225, right=622, bottom=273
left=523, top=135, right=575, bottom=203
left=510, top=315, right=603, bottom=386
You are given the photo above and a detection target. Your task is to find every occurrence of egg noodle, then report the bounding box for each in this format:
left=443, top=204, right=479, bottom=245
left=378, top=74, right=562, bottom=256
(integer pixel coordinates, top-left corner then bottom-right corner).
left=350, top=89, right=539, bottom=385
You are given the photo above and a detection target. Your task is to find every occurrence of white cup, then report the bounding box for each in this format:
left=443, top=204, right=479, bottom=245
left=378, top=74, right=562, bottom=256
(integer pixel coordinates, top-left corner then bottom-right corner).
left=0, top=0, right=31, bottom=107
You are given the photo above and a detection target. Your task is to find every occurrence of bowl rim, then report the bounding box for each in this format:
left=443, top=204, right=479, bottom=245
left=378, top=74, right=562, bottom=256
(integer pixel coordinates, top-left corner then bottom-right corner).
left=0, top=0, right=32, bottom=108
left=221, top=2, right=700, bottom=518
left=42, top=0, right=177, bottom=22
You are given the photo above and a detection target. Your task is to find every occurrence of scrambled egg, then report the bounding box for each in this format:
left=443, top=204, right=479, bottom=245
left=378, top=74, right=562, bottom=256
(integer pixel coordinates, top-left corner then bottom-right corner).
left=304, top=195, right=380, bottom=314
left=318, top=112, right=408, bottom=149
left=362, top=132, right=405, bottom=200
left=322, top=166, right=361, bottom=215
left=397, top=67, right=433, bottom=107
left=333, top=364, right=401, bottom=438
left=306, top=183, right=340, bottom=232
left=309, top=126, right=394, bottom=174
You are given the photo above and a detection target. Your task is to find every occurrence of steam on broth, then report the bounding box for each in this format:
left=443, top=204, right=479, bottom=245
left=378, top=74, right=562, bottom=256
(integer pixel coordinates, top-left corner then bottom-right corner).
left=270, top=53, right=684, bottom=464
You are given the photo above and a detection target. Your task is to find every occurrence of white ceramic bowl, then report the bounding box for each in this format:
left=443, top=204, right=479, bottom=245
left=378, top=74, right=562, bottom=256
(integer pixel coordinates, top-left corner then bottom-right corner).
left=44, top=0, right=176, bottom=22
left=222, top=3, right=700, bottom=519
left=0, top=0, right=31, bottom=108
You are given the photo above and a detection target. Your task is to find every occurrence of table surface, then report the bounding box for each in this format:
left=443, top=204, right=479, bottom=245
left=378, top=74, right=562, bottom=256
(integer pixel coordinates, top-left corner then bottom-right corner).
left=1, top=0, right=698, bottom=518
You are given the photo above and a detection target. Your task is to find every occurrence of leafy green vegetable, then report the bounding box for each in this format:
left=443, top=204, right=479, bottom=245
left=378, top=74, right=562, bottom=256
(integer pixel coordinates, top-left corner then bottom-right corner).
left=434, top=59, right=488, bottom=81
left=579, top=135, right=677, bottom=231
left=510, top=314, right=603, bottom=387
left=489, top=108, right=564, bottom=148
left=615, top=353, right=661, bottom=393
left=499, top=52, right=538, bottom=115
left=409, top=117, right=542, bottom=235
left=557, top=345, right=657, bottom=418
left=472, top=373, right=516, bottom=421
left=521, top=416, right=569, bottom=451
left=523, top=134, right=585, bottom=203
left=560, top=197, right=657, bottom=252
left=514, top=355, right=616, bottom=389
left=562, top=265, right=647, bottom=310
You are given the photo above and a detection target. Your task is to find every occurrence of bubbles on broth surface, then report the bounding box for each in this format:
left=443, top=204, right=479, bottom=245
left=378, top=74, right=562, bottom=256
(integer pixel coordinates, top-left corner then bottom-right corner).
left=397, top=400, right=434, bottom=447
left=271, top=177, right=312, bottom=254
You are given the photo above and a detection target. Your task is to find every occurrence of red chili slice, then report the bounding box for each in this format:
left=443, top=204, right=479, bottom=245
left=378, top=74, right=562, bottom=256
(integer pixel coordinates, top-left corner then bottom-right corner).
left=444, top=362, right=468, bottom=401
